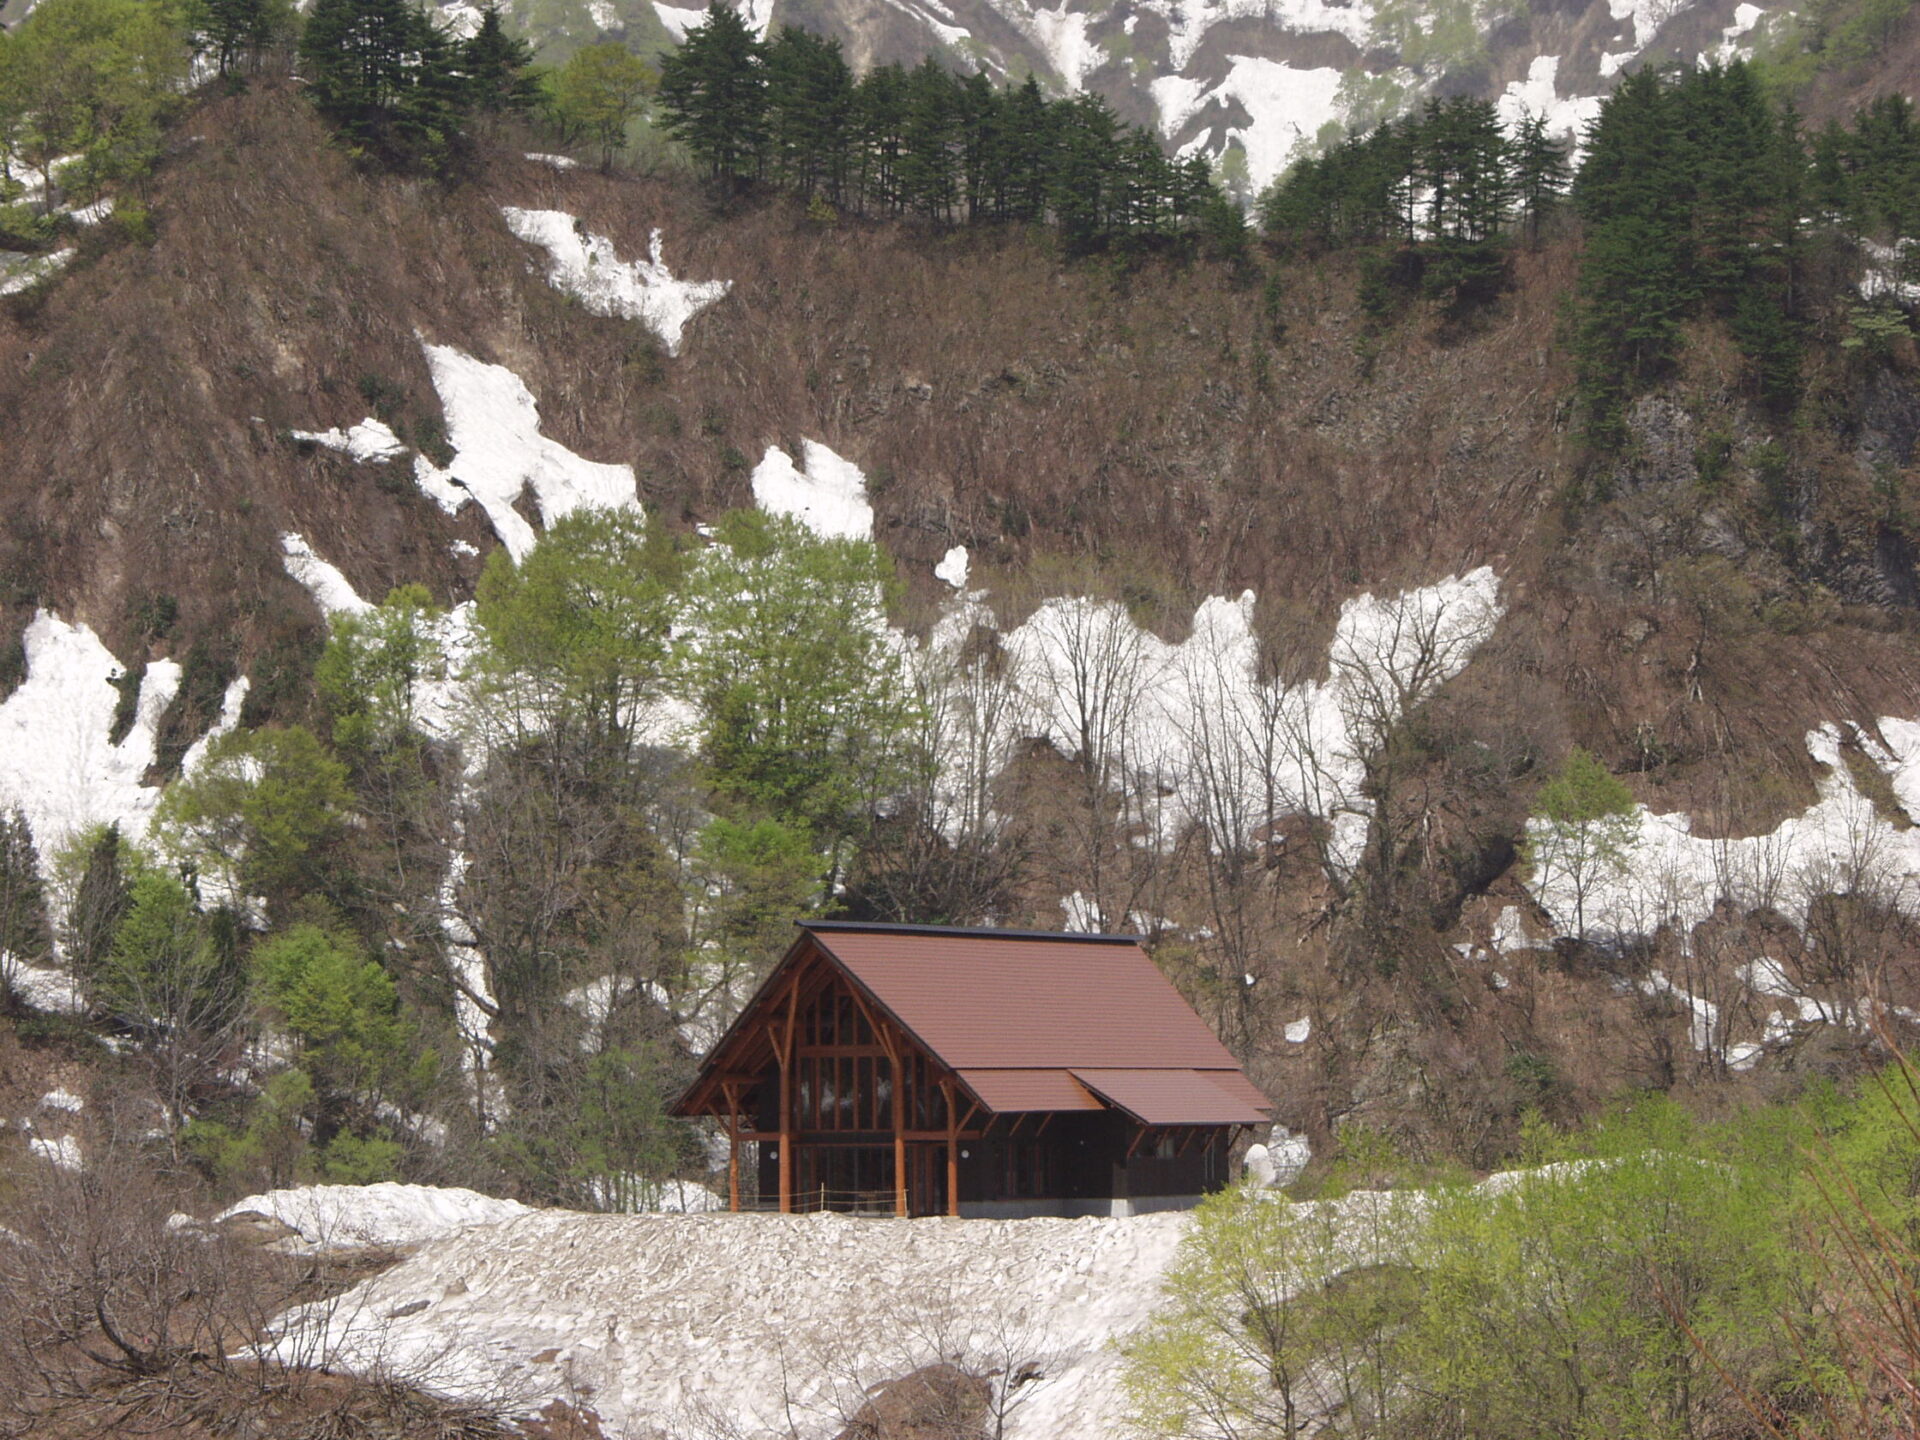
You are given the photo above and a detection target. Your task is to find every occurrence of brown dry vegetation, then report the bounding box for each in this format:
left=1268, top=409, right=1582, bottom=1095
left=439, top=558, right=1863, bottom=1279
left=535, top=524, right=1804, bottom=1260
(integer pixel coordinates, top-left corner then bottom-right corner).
left=2, top=78, right=1919, bottom=1163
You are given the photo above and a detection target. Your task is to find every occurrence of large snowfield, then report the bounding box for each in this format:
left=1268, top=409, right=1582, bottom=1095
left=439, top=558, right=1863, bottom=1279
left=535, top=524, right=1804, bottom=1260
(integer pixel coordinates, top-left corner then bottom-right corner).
left=265, top=1207, right=1190, bottom=1439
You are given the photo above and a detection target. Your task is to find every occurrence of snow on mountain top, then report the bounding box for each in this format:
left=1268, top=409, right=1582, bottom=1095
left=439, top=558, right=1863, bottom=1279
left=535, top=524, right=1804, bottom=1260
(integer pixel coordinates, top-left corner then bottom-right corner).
left=412, top=341, right=640, bottom=561
left=215, top=1183, right=534, bottom=1254
left=1496, top=57, right=1605, bottom=146
left=263, top=1208, right=1190, bottom=1436
left=500, top=207, right=731, bottom=358
left=751, top=439, right=875, bottom=541
left=292, top=417, right=407, bottom=463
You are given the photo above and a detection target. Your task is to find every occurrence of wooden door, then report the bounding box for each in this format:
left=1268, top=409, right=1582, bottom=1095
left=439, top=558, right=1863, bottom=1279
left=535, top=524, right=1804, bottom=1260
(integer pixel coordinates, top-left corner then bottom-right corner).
left=907, top=1143, right=947, bottom=1217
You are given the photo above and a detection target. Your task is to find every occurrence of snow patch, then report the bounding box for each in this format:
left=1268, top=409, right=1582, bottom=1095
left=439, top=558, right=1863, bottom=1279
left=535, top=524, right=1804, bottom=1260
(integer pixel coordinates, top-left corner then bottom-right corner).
left=412, top=342, right=640, bottom=562
left=1284, top=1015, right=1312, bottom=1043
left=1176, top=58, right=1345, bottom=194
left=0, top=611, right=182, bottom=867
left=750, top=439, right=874, bottom=541
left=281, top=533, right=371, bottom=616
left=0, top=247, right=74, bottom=297
left=524, top=151, right=579, bottom=170
left=215, top=1183, right=533, bottom=1255
left=935, top=544, right=970, bottom=589
left=501, top=207, right=731, bottom=357
left=28, top=1134, right=82, bottom=1171
left=38, top=1088, right=83, bottom=1113
left=1495, top=57, right=1604, bottom=147
left=652, top=1, right=705, bottom=39
left=1027, top=2, right=1105, bottom=90
left=292, top=417, right=407, bottom=463
left=1524, top=722, right=1920, bottom=945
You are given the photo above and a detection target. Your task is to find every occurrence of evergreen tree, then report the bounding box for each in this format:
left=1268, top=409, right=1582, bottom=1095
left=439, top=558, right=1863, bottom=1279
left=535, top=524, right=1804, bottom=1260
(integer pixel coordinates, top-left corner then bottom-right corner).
left=191, top=0, right=296, bottom=78
left=463, top=5, right=540, bottom=118
left=655, top=2, right=767, bottom=185
left=763, top=26, right=851, bottom=200
left=1051, top=91, right=1119, bottom=252
left=299, top=0, right=469, bottom=167
left=1510, top=111, right=1571, bottom=246
left=0, top=810, right=49, bottom=1004
left=898, top=56, right=959, bottom=222
left=852, top=61, right=908, bottom=212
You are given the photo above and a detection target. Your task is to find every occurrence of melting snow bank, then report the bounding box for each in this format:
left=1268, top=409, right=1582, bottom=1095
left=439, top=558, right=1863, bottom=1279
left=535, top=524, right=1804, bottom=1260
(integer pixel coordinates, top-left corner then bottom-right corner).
left=261, top=1210, right=1189, bottom=1437
left=411, top=341, right=639, bottom=562
left=213, top=1184, right=533, bottom=1255
left=750, top=439, right=874, bottom=540
left=0, top=610, right=242, bottom=868
left=1525, top=720, right=1920, bottom=944
left=0, top=247, right=74, bottom=297
left=501, top=207, right=731, bottom=357
left=292, top=416, right=406, bottom=462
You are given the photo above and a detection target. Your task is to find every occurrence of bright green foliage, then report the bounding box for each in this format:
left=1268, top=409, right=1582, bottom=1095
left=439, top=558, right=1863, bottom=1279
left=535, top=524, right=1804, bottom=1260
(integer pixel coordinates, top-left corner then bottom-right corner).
left=1405, top=1151, right=1792, bottom=1438
left=156, top=725, right=355, bottom=905
left=320, top=1128, right=405, bottom=1181
left=0, top=0, right=187, bottom=208
left=473, top=507, right=682, bottom=755
left=690, top=814, right=825, bottom=954
left=1524, top=746, right=1638, bottom=941
left=255, top=922, right=428, bottom=1112
left=184, top=1066, right=314, bottom=1187
left=676, top=509, right=919, bottom=865
left=550, top=42, right=655, bottom=170
left=316, top=584, right=446, bottom=754
left=1123, top=1185, right=1424, bottom=1438
left=570, top=1046, right=685, bottom=1209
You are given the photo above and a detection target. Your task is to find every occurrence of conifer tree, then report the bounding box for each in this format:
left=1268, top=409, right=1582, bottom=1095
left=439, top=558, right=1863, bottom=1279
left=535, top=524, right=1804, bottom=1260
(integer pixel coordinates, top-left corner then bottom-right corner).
left=763, top=26, right=850, bottom=200
left=655, top=2, right=767, bottom=185
left=463, top=5, right=540, bottom=117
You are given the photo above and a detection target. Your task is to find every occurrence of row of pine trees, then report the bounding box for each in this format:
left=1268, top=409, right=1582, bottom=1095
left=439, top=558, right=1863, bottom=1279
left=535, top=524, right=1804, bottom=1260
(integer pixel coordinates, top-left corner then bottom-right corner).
left=655, top=5, right=1241, bottom=250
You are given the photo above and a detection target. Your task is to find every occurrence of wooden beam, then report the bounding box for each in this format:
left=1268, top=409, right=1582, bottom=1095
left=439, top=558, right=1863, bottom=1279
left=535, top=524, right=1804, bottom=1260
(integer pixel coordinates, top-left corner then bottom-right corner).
left=721, top=1081, right=742, bottom=1212
left=940, top=1076, right=960, bottom=1217
left=775, top=969, right=802, bottom=1215
left=878, top=1022, right=907, bottom=1219
left=1126, top=1126, right=1154, bottom=1160
left=1034, top=1112, right=1056, bottom=1137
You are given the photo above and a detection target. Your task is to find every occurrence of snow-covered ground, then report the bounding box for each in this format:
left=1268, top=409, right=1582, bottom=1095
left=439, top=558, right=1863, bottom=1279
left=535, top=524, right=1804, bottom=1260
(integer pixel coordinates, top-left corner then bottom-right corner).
left=264, top=1209, right=1191, bottom=1438
left=213, top=1183, right=533, bottom=1254
left=0, top=246, right=74, bottom=297
left=501, top=208, right=731, bottom=357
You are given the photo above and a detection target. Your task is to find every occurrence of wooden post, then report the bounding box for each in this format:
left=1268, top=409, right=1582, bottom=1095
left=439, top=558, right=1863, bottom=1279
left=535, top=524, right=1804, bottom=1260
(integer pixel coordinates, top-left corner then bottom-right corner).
left=722, top=1081, right=741, bottom=1213
left=881, top=1025, right=907, bottom=1218
left=776, top=974, right=801, bottom=1215
left=940, top=1076, right=960, bottom=1218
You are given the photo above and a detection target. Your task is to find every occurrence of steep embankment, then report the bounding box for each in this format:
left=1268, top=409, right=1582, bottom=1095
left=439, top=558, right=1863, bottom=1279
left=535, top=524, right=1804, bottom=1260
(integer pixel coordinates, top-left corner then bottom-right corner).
left=4, top=80, right=1919, bottom=1160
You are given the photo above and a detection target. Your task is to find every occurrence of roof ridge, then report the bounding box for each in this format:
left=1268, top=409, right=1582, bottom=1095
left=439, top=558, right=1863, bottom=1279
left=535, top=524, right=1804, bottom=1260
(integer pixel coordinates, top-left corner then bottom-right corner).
left=799, top=920, right=1143, bottom=944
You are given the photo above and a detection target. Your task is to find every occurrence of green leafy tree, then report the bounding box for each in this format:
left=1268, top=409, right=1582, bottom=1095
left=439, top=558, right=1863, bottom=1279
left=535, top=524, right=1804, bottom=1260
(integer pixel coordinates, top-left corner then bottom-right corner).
left=675, top=508, right=920, bottom=878
left=1524, top=746, right=1638, bottom=942
left=190, top=0, right=297, bottom=78
left=473, top=506, right=683, bottom=758
left=0, top=0, right=187, bottom=209
left=255, top=921, right=431, bottom=1125
left=551, top=41, right=655, bottom=171
left=316, top=583, right=446, bottom=754
left=100, top=871, right=247, bottom=1138
left=155, top=726, right=355, bottom=908
left=299, top=0, right=468, bottom=167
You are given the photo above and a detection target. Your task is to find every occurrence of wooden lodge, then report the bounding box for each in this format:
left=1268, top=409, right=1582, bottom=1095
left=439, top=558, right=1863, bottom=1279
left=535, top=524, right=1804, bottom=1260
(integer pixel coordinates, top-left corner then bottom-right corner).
left=672, top=922, right=1272, bottom=1218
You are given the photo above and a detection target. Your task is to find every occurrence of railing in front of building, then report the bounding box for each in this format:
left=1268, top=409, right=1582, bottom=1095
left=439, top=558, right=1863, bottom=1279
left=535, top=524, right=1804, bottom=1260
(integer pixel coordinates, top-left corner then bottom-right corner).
left=734, top=1185, right=902, bottom=1215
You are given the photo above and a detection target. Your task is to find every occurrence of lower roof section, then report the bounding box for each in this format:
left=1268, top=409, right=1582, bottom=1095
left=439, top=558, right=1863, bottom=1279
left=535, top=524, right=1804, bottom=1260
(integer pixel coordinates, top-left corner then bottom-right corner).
left=1070, top=1068, right=1272, bottom=1126
left=955, top=1066, right=1273, bottom=1125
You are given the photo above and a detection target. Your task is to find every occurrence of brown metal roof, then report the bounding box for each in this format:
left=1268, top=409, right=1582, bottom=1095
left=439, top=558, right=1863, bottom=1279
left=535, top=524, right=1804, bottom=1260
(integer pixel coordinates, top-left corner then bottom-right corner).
left=806, top=923, right=1245, bottom=1071
left=1070, top=1069, right=1270, bottom=1126
left=956, top=1069, right=1104, bottom=1113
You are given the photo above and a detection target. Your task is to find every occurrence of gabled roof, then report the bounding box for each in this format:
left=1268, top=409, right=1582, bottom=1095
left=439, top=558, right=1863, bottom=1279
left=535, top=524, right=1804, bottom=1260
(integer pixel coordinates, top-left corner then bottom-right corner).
left=674, top=921, right=1271, bottom=1125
